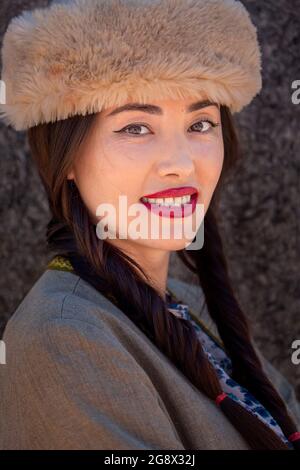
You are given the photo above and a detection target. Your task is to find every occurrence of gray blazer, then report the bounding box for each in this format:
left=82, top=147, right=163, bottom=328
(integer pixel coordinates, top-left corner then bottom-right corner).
left=0, top=268, right=299, bottom=450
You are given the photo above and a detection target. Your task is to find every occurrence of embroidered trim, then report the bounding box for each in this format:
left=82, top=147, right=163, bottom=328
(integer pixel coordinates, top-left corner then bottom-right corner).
left=47, top=255, right=74, bottom=272
left=167, top=304, right=191, bottom=321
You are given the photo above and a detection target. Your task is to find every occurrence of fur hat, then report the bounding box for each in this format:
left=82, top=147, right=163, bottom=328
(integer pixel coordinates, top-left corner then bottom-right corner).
left=0, top=0, right=262, bottom=131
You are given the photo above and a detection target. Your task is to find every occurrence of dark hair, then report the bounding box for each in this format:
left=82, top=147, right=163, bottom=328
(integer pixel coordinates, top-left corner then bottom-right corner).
left=27, top=105, right=299, bottom=450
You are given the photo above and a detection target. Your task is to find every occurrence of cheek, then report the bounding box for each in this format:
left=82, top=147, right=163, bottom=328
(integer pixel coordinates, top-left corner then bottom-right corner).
left=193, top=139, right=224, bottom=213
left=72, top=143, right=149, bottom=220
left=196, top=139, right=224, bottom=184
left=99, top=141, right=152, bottom=195
left=212, top=143, right=224, bottom=179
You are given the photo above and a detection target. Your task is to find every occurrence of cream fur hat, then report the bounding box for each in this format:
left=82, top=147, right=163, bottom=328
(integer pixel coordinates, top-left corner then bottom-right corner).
left=0, top=0, right=262, bottom=131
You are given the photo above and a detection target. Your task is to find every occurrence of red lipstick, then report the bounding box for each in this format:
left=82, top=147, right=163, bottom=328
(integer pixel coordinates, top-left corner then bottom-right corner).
left=142, top=186, right=198, bottom=198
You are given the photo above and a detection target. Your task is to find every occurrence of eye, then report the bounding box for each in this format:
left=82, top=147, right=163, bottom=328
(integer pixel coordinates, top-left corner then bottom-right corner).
left=189, top=119, right=219, bottom=133
left=114, top=123, right=151, bottom=136
left=114, top=119, right=219, bottom=137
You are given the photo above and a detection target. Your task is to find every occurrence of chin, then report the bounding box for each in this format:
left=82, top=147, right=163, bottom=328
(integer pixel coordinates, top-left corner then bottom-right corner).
left=129, top=237, right=195, bottom=252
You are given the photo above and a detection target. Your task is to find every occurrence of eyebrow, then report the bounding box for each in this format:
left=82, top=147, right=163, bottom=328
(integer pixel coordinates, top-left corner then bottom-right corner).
left=106, top=99, right=219, bottom=117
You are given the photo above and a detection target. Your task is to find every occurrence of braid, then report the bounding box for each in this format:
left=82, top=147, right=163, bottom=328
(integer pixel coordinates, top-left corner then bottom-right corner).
left=46, top=185, right=292, bottom=449
left=178, top=204, right=300, bottom=450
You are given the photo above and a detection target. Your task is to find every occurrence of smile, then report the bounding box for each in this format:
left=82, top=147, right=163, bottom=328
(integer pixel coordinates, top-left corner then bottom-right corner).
left=139, top=192, right=198, bottom=218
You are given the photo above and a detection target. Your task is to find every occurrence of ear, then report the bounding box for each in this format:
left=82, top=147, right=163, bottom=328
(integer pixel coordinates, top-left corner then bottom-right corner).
left=67, top=170, right=75, bottom=180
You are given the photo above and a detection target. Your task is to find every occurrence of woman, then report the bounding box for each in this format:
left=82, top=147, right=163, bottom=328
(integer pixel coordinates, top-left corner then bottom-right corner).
left=0, top=0, right=299, bottom=450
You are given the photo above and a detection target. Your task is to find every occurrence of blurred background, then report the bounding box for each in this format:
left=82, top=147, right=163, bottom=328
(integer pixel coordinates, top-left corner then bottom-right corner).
left=0, top=0, right=299, bottom=410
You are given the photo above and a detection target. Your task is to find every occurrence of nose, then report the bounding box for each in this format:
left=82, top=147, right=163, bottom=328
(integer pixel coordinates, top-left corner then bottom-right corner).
left=156, top=146, right=195, bottom=179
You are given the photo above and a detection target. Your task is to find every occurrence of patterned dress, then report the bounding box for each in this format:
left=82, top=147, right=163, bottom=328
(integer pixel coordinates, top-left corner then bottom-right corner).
left=47, top=255, right=292, bottom=448
left=166, top=295, right=292, bottom=448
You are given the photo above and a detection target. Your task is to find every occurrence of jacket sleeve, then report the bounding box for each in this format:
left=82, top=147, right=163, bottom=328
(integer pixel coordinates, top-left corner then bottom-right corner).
left=6, top=316, right=185, bottom=450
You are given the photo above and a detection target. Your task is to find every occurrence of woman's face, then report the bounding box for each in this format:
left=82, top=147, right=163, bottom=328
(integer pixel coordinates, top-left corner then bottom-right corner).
left=67, top=97, right=224, bottom=253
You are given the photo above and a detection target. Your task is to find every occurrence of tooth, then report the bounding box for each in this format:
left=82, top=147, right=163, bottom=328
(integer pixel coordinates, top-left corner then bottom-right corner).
left=164, top=198, right=174, bottom=205
left=142, top=196, right=193, bottom=205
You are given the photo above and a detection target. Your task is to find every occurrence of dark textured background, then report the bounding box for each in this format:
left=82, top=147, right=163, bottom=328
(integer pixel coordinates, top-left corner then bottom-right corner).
left=0, top=1, right=299, bottom=401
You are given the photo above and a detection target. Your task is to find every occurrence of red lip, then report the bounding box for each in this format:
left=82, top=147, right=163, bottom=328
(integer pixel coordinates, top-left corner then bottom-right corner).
left=142, top=186, right=198, bottom=198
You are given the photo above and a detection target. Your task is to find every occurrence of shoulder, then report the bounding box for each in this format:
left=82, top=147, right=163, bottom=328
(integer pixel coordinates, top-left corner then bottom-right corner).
left=3, top=268, right=135, bottom=341
left=2, top=268, right=156, bottom=385
left=2, top=268, right=160, bottom=407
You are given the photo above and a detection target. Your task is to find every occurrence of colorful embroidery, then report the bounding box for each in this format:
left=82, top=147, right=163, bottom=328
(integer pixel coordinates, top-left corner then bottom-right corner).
left=47, top=255, right=74, bottom=272
left=167, top=302, right=191, bottom=320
